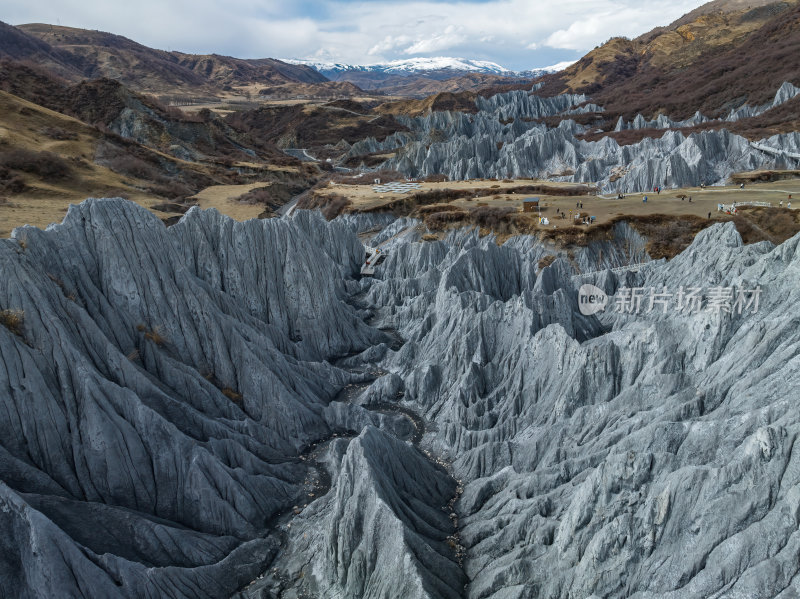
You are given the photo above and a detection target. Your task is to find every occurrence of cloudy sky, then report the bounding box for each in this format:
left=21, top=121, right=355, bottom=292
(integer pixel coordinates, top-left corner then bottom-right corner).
left=4, top=0, right=705, bottom=70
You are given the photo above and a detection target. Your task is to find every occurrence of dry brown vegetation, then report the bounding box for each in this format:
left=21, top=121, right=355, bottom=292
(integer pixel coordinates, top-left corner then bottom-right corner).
left=733, top=205, right=800, bottom=244
left=225, top=103, right=407, bottom=152
left=221, top=387, right=243, bottom=406
left=376, top=91, right=479, bottom=117
left=0, top=309, right=24, bottom=337
left=410, top=204, right=800, bottom=260
left=138, top=324, right=167, bottom=347
left=296, top=192, right=352, bottom=220
left=538, top=255, right=557, bottom=270
left=731, top=170, right=800, bottom=183
left=0, top=147, right=72, bottom=181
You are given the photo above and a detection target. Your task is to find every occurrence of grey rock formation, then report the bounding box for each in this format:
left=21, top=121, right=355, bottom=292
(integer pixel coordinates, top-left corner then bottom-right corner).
left=726, top=81, right=800, bottom=121
left=377, top=82, right=800, bottom=191
left=614, top=110, right=710, bottom=132
left=3, top=201, right=800, bottom=598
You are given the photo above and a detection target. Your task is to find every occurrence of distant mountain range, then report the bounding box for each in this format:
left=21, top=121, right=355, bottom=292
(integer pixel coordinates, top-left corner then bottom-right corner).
left=282, top=56, right=574, bottom=97
left=285, top=56, right=575, bottom=80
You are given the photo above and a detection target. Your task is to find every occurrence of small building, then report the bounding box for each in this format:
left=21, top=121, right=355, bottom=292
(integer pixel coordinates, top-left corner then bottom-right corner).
left=523, top=197, right=540, bottom=213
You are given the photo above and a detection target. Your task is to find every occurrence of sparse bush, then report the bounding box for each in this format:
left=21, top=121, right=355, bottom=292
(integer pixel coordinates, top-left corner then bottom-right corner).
left=40, top=127, right=78, bottom=141
left=0, top=148, right=72, bottom=181
left=538, top=255, right=557, bottom=270
left=140, top=324, right=167, bottom=346
left=0, top=168, right=26, bottom=194
left=471, top=206, right=516, bottom=230
left=236, top=187, right=273, bottom=205
left=424, top=209, right=469, bottom=229
left=321, top=195, right=350, bottom=220
left=221, top=387, right=243, bottom=405
left=296, top=192, right=351, bottom=220
left=422, top=173, right=448, bottom=183
left=149, top=180, right=193, bottom=200
left=0, top=309, right=24, bottom=337
left=106, top=154, right=161, bottom=181
left=414, top=203, right=464, bottom=216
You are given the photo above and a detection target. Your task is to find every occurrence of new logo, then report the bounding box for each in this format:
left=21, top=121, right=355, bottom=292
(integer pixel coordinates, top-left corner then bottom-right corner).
left=578, top=284, right=608, bottom=315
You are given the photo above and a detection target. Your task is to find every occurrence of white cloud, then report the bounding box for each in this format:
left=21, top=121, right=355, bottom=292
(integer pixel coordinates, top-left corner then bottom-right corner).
left=544, top=19, right=605, bottom=50
left=368, top=35, right=413, bottom=56
left=401, top=26, right=467, bottom=55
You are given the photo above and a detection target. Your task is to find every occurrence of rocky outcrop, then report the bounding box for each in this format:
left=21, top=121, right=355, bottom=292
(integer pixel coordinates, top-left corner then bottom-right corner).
left=379, top=82, right=800, bottom=191
left=726, top=80, right=800, bottom=121
left=614, top=110, right=710, bottom=131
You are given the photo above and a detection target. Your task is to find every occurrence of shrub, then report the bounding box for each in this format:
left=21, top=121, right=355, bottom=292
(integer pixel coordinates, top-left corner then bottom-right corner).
left=149, top=180, right=193, bottom=200
left=40, top=127, right=78, bottom=141
left=140, top=324, right=167, bottom=346
left=422, top=173, right=449, bottom=183
left=538, top=255, right=557, bottom=270
left=0, top=309, right=24, bottom=337
left=221, top=387, right=243, bottom=405
left=296, top=192, right=352, bottom=220
left=471, top=206, right=516, bottom=229
left=0, top=148, right=71, bottom=181
left=236, top=187, right=273, bottom=205
left=321, top=195, right=350, bottom=220
left=0, top=167, right=26, bottom=193
left=106, top=154, right=161, bottom=181
left=424, top=209, right=469, bottom=229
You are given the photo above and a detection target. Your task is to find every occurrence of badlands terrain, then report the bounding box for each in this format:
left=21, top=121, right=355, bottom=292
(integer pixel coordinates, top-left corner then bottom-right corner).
left=1, top=0, right=800, bottom=597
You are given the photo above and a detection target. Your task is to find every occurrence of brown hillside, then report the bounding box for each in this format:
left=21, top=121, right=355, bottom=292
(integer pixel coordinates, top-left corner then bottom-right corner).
left=538, top=0, right=800, bottom=120
left=0, top=21, right=87, bottom=80
left=376, top=92, right=479, bottom=117
left=15, top=23, right=326, bottom=95
left=172, top=53, right=326, bottom=87
left=226, top=103, right=408, bottom=154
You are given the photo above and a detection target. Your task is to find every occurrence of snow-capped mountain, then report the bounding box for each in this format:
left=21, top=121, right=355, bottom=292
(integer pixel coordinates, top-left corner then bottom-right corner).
left=516, top=60, right=577, bottom=78
left=280, top=56, right=575, bottom=97
left=283, top=57, right=513, bottom=76
left=283, top=56, right=572, bottom=78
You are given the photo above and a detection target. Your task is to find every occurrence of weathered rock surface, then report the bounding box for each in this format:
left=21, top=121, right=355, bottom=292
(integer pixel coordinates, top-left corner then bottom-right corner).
left=3, top=200, right=800, bottom=598
left=379, top=83, right=800, bottom=191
